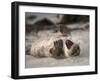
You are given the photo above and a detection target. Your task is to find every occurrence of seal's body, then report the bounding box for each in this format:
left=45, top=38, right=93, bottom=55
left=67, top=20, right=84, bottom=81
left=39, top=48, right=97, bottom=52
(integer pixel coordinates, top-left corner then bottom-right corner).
left=30, top=37, right=80, bottom=58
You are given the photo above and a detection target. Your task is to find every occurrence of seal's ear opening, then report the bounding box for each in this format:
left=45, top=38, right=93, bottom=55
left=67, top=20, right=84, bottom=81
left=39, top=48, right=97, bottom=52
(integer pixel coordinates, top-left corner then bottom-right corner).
left=65, top=40, right=74, bottom=49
